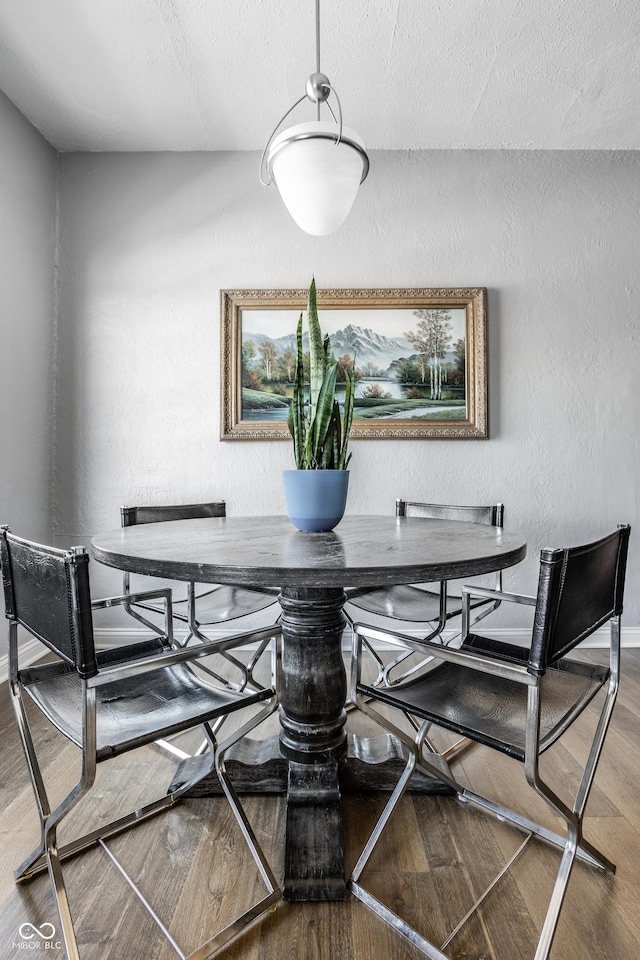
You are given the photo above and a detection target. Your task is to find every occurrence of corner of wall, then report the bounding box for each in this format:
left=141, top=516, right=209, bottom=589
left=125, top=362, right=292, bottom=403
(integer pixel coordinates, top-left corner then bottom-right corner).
left=50, top=152, right=62, bottom=540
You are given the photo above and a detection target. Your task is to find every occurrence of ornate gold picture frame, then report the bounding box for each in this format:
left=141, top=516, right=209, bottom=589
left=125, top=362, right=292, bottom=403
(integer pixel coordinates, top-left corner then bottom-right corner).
left=220, top=287, right=487, bottom=440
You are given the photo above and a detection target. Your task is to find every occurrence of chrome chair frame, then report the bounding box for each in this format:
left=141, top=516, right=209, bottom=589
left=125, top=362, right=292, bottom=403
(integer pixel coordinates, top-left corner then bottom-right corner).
left=345, top=500, right=505, bottom=761
left=1, top=526, right=283, bottom=960
left=346, top=500, right=505, bottom=689
left=348, top=525, right=630, bottom=960
left=120, top=501, right=280, bottom=695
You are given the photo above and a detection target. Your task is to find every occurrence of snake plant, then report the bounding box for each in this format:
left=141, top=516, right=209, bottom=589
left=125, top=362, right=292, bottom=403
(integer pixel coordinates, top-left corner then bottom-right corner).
left=288, top=279, right=355, bottom=470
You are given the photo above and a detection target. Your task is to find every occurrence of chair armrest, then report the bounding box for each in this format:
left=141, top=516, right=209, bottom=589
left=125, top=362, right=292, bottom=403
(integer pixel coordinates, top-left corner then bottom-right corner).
left=461, top=584, right=537, bottom=606
left=87, top=623, right=281, bottom=688
left=458, top=585, right=536, bottom=651
left=353, top=622, right=535, bottom=686
left=91, top=587, right=173, bottom=613
left=93, top=588, right=174, bottom=642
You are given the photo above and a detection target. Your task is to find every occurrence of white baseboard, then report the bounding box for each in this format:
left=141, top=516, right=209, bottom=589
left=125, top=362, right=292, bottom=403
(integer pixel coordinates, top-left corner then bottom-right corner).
left=3, top=626, right=639, bottom=684
left=1, top=636, right=46, bottom=681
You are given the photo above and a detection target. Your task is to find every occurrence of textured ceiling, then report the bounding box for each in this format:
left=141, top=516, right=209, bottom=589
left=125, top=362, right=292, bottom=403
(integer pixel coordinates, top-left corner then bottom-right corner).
left=0, top=0, right=638, bottom=153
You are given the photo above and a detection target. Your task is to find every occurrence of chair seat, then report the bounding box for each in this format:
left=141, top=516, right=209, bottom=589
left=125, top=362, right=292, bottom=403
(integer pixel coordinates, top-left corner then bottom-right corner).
left=187, top=584, right=280, bottom=624
left=358, top=634, right=610, bottom=761
left=21, top=650, right=273, bottom=761
left=141, top=583, right=279, bottom=625
left=347, top=583, right=490, bottom=622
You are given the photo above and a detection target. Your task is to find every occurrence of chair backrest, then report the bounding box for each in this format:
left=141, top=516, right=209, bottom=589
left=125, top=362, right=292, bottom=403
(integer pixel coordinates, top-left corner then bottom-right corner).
left=0, top=526, right=97, bottom=679
left=529, top=525, right=630, bottom=675
left=397, top=499, right=504, bottom=528
left=121, top=501, right=226, bottom=527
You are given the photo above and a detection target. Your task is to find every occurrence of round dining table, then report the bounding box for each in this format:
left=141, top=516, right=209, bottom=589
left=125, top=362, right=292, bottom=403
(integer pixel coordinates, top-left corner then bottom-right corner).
left=92, top=513, right=526, bottom=902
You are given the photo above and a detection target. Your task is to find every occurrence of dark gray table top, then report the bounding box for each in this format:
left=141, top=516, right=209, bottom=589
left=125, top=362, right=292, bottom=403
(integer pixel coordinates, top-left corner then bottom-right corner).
left=91, top=515, right=526, bottom=590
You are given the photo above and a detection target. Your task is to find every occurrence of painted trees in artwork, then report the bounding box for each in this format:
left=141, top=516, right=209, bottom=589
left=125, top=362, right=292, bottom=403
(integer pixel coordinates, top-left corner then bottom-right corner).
left=278, top=348, right=297, bottom=382
left=258, top=339, right=278, bottom=381
left=404, top=309, right=455, bottom=400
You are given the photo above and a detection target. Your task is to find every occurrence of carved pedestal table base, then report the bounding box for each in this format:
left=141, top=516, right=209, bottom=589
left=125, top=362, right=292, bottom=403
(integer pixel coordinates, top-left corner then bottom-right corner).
left=170, top=586, right=452, bottom=902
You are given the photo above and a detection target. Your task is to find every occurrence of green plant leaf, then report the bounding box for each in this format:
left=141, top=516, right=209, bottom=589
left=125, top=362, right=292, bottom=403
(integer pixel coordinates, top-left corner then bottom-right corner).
left=289, top=279, right=355, bottom=471
left=289, top=313, right=307, bottom=468
left=307, top=278, right=326, bottom=424
left=311, top=360, right=338, bottom=464
left=338, top=364, right=356, bottom=469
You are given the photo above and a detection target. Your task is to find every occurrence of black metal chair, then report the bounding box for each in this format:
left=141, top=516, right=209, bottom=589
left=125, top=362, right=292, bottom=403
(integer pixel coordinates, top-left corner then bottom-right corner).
left=1, top=525, right=283, bottom=960
left=347, top=500, right=505, bottom=632
left=345, top=501, right=506, bottom=761
left=120, top=501, right=280, bottom=693
left=349, top=524, right=630, bottom=960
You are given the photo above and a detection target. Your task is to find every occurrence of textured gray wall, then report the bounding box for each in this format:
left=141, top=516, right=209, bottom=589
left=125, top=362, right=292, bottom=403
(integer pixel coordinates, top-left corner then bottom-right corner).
left=0, top=91, right=56, bottom=542
left=48, top=149, right=640, bottom=626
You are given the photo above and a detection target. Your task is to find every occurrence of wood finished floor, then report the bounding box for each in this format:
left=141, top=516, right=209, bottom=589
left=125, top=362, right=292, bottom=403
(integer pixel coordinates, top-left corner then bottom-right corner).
left=0, top=647, right=639, bottom=959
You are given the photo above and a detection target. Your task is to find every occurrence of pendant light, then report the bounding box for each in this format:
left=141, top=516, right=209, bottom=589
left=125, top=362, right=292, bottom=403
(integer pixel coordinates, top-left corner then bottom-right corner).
left=259, top=0, right=369, bottom=236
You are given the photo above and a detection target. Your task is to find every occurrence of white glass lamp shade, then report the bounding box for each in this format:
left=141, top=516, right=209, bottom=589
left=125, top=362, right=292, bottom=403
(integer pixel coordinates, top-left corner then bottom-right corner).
left=268, top=121, right=368, bottom=236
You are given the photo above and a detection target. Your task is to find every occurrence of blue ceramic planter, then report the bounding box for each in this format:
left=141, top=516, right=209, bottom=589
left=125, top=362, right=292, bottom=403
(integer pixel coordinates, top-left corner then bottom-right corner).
left=283, top=469, right=350, bottom=532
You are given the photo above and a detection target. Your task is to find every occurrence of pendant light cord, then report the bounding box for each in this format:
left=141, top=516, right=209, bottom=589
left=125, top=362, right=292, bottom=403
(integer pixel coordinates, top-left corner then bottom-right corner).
left=315, top=0, right=321, bottom=120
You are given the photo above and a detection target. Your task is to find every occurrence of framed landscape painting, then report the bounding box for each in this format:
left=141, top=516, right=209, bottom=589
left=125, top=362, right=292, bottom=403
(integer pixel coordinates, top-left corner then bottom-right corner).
left=220, top=287, right=487, bottom=440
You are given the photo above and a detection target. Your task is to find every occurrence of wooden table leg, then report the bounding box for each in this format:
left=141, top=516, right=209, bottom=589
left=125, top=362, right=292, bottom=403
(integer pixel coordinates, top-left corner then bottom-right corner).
left=278, top=587, right=348, bottom=901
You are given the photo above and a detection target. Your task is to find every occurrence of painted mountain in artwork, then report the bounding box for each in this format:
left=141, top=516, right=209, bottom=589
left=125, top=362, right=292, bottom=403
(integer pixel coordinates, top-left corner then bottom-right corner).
left=244, top=324, right=414, bottom=371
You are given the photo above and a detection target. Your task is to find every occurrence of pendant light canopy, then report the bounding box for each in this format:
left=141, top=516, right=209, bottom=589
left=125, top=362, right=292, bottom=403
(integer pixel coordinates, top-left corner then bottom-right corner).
left=260, top=3, right=369, bottom=236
